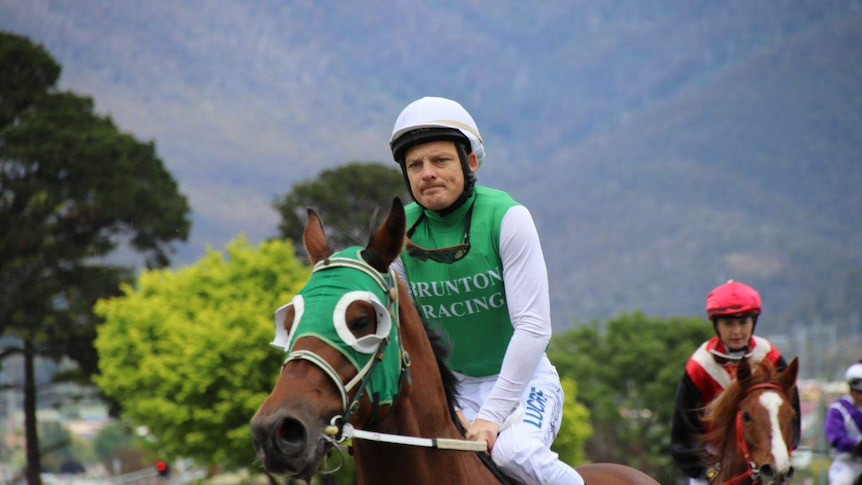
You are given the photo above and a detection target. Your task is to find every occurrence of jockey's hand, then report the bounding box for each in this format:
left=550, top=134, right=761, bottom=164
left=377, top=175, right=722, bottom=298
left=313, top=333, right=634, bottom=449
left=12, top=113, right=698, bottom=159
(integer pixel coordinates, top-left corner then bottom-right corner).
left=854, top=439, right=862, bottom=456
left=466, top=418, right=500, bottom=452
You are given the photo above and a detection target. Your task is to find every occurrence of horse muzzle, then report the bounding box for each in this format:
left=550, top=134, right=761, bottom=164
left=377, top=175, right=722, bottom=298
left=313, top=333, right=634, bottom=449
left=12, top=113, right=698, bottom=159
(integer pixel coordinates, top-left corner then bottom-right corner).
left=757, top=464, right=794, bottom=485
left=251, top=409, right=329, bottom=479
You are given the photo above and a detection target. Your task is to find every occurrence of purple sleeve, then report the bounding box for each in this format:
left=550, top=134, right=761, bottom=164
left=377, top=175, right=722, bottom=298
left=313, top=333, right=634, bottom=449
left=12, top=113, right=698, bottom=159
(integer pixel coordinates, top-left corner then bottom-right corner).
left=825, top=403, right=859, bottom=453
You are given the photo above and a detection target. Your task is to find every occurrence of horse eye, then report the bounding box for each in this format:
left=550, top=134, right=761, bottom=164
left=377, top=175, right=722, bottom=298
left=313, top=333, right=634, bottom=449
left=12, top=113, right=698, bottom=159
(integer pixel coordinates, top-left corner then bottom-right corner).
left=742, top=411, right=753, bottom=423
left=349, top=316, right=372, bottom=334
left=345, top=301, right=378, bottom=338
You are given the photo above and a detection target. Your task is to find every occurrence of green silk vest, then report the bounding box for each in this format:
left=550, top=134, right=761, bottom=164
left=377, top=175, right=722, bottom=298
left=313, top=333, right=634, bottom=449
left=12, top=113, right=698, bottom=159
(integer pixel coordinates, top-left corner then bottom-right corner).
left=402, top=186, right=520, bottom=377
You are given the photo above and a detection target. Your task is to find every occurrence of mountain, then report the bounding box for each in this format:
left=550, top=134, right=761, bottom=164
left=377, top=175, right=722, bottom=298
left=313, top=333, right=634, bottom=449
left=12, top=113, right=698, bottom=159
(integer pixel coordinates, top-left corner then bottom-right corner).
left=1, top=0, right=860, bottom=337
left=523, top=12, right=862, bottom=328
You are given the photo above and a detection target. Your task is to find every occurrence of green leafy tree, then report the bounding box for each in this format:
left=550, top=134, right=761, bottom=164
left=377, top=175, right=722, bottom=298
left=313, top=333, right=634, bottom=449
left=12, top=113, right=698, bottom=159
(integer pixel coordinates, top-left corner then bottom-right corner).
left=552, top=376, right=592, bottom=466
left=549, top=312, right=711, bottom=483
left=94, top=237, right=309, bottom=470
left=0, top=32, right=190, bottom=483
left=273, top=162, right=408, bottom=256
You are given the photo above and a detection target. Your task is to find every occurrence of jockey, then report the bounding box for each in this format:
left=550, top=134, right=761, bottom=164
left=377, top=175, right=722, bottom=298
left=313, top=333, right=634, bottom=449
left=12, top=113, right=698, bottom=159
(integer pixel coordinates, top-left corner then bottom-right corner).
left=389, top=96, right=585, bottom=485
left=670, top=280, right=801, bottom=485
left=825, top=360, right=862, bottom=485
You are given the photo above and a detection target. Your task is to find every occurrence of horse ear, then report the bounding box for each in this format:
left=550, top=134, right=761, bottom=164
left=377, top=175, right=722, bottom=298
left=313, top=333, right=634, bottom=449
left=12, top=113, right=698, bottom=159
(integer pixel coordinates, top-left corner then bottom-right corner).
left=304, top=208, right=333, bottom=265
left=364, top=197, right=406, bottom=272
left=776, top=357, right=799, bottom=392
left=737, top=357, right=753, bottom=388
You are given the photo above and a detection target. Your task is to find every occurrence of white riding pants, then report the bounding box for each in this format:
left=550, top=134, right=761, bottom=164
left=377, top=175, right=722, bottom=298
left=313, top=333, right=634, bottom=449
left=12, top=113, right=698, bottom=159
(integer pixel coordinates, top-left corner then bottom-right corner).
left=829, top=456, right=862, bottom=485
left=455, top=355, right=585, bottom=485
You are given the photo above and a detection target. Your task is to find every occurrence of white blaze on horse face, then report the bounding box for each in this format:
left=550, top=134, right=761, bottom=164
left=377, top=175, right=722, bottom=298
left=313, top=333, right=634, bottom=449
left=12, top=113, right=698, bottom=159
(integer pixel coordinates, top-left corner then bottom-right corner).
left=759, top=392, right=791, bottom=471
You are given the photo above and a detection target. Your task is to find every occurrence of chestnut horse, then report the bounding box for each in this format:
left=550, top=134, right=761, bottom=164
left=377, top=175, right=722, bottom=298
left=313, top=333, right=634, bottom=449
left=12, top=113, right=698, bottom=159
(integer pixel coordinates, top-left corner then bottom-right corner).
left=701, top=356, right=799, bottom=485
left=251, top=197, right=660, bottom=484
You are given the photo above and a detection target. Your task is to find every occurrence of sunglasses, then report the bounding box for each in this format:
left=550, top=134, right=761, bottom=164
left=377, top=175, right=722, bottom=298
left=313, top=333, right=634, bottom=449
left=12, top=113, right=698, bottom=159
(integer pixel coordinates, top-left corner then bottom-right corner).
left=404, top=201, right=474, bottom=264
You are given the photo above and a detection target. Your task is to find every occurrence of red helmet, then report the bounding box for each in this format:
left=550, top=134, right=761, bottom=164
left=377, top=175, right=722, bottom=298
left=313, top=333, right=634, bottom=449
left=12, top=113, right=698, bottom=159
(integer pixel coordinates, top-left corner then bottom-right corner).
left=706, top=280, right=762, bottom=319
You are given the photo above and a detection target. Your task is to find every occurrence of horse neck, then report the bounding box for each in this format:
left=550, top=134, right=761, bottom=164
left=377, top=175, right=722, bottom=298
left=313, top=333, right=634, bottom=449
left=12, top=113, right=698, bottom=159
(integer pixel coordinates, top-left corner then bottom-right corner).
left=352, top=299, right=496, bottom=484
left=353, top=440, right=494, bottom=484
left=353, top=402, right=496, bottom=484
left=381, top=290, right=463, bottom=439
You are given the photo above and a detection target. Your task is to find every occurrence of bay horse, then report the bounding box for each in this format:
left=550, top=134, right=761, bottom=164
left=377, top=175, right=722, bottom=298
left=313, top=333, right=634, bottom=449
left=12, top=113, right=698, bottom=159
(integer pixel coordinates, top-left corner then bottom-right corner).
left=701, top=356, right=799, bottom=485
left=251, top=197, right=660, bottom=484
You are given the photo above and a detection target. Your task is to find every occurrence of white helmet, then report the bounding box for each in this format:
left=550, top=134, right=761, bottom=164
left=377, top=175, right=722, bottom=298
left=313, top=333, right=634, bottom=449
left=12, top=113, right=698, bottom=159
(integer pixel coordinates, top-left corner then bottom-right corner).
left=390, top=96, right=485, bottom=166
left=846, top=361, right=862, bottom=391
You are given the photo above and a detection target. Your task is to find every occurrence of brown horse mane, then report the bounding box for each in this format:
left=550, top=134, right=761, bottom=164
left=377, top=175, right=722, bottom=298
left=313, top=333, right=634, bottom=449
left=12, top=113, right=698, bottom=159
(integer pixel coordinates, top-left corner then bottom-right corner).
left=699, top=358, right=780, bottom=465
left=422, top=318, right=468, bottom=434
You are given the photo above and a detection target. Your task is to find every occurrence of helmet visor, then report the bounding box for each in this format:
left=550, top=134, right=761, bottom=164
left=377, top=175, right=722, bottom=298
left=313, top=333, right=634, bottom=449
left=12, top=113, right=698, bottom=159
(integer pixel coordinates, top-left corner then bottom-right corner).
left=391, top=127, right=468, bottom=163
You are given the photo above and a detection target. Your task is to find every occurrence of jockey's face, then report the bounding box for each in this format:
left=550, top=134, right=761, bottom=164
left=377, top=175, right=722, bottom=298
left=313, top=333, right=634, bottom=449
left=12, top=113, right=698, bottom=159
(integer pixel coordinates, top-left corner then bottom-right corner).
left=715, top=315, right=754, bottom=351
left=404, top=140, right=478, bottom=211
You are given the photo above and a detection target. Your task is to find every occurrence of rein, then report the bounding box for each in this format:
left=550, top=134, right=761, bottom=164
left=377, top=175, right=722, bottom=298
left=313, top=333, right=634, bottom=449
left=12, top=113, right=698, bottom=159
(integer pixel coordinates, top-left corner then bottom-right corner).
left=330, top=402, right=524, bottom=452
left=720, top=382, right=789, bottom=485
left=337, top=423, right=487, bottom=452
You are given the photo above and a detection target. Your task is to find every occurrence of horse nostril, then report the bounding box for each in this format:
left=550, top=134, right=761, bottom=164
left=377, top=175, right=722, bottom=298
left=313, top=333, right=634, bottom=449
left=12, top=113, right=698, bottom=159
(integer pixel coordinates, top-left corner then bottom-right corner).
left=278, top=417, right=307, bottom=445
left=759, top=464, right=774, bottom=478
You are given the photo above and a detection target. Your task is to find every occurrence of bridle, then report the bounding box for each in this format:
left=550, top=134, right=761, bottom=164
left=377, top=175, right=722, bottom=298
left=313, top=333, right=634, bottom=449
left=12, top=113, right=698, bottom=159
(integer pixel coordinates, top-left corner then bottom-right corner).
left=720, top=382, right=793, bottom=485
left=281, top=255, right=411, bottom=440
left=277, top=252, right=489, bottom=477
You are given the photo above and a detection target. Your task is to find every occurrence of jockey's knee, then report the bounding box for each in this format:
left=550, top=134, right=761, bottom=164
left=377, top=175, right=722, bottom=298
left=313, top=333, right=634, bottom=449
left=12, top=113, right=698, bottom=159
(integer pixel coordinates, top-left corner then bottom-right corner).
left=492, top=435, right=571, bottom=484
left=492, top=433, right=538, bottom=468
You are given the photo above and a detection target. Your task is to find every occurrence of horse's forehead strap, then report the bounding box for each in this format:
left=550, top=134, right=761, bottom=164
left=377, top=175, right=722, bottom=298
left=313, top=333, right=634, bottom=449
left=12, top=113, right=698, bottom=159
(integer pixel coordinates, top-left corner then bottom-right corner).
left=313, top=256, right=394, bottom=296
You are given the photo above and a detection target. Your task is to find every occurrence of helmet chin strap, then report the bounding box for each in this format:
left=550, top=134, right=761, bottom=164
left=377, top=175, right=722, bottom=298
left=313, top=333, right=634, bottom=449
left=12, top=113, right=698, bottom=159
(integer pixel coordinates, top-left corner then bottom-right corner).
left=438, top=143, right=475, bottom=216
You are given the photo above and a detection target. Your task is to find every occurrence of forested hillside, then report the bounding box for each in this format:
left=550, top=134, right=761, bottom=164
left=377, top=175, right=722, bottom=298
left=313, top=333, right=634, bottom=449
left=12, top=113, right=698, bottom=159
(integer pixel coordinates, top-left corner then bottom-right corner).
left=322, top=0, right=862, bottom=331
left=521, top=11, right=862, bottom=332
left=3, top=0, right=859, bottom=337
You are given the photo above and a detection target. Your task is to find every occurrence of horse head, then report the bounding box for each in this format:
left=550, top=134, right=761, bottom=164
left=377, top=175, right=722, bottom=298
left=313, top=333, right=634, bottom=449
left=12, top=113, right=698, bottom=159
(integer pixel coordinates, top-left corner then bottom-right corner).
left=706, top=356, right=799, bottom=485
left=250, top=197, right=406, bottom=481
